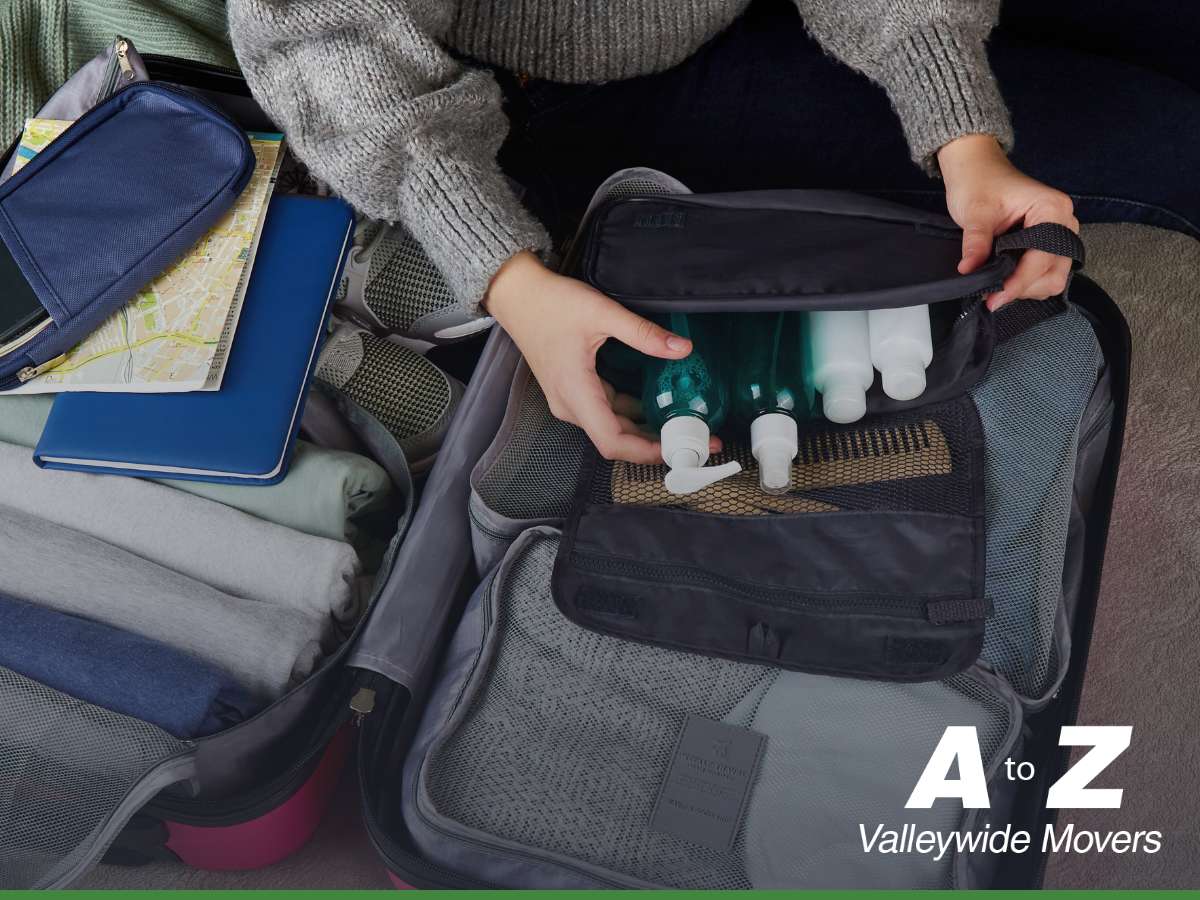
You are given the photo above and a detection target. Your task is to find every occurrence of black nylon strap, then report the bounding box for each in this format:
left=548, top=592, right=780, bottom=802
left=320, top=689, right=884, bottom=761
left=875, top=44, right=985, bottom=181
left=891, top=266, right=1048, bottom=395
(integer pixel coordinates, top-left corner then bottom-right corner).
left=994, top=222, right=1086, bottom=270
left=926, top=597, right=994, bottom=625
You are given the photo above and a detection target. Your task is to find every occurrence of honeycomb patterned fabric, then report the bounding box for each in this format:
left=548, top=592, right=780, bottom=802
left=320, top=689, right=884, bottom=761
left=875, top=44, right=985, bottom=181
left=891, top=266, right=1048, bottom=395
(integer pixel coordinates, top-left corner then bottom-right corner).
left=421, top=533, right=1015, bottom=889
left=362, top=225, right=457, bottom=332
left=0, top=668, right=184, bottom=890
left=327, top=330, right=452, bottom=447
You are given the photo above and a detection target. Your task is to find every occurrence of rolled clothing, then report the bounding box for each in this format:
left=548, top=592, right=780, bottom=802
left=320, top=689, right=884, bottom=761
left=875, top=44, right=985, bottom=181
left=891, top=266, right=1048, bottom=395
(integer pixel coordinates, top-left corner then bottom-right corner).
left=0, top=397, right=393, bottom=547
left=0, top=505, right=325, bottom=700
left=0, top=440, right=362, bottom=626
left=0, top=591, right=260, bottom=738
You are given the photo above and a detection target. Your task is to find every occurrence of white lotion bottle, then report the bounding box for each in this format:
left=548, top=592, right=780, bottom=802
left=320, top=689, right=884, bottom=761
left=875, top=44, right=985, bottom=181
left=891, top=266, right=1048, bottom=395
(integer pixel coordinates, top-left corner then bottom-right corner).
left=868, top=305, right=933, bottom=402
left=804, top=310, right=873, bottom=424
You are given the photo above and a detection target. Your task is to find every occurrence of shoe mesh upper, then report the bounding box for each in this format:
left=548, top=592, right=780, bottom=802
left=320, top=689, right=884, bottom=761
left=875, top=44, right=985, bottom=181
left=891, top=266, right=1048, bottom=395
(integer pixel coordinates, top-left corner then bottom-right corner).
left=363, top=227, right=457, bottom=332
left=324, top=330, right=452, bottom=451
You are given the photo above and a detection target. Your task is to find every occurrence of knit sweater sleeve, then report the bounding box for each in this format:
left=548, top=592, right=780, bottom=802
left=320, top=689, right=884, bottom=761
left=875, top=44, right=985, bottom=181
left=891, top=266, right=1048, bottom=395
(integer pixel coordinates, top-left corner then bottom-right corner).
left=793, top=0, right=1013, bottom=173
left=227, top=0, right=548, bottom=314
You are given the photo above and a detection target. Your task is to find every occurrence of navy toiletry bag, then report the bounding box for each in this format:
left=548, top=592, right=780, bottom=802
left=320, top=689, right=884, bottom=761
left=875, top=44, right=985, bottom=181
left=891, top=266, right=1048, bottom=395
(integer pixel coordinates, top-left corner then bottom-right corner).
left=0, top=82, right=254, bottom=391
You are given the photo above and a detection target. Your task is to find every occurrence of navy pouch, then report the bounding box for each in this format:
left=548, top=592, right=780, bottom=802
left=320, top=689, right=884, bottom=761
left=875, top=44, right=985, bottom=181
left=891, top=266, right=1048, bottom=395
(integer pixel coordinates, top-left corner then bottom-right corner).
left=0, top=82, right=254, bottom=390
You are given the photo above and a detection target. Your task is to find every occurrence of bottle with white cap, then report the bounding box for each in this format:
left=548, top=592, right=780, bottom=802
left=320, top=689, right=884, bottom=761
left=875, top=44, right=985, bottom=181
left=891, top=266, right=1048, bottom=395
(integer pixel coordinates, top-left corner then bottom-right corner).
left=731, top=312, right=813, bottom=494
left=643, top=313, right=741, bottom=495
left=868, top=305, right=933, bottom=401
left=803, top=310, right=873, bottom=424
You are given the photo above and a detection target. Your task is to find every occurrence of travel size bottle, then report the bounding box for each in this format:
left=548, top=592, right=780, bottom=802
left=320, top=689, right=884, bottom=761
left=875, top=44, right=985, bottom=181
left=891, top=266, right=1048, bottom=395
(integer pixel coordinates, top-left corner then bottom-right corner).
left=868, top=305, right=933, bottom=402
left=731, top=312, right=813, bottom=494
left=803, top=310, right=873, bottom=424
left=643, top=312, right=741, bottom=495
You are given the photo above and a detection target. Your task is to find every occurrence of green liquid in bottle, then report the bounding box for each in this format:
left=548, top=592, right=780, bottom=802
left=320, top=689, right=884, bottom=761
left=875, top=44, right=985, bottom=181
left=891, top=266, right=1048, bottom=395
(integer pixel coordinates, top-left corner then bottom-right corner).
left=642, top=313, right=729, bottom=432
left=731, top=312, right=813, bottom=426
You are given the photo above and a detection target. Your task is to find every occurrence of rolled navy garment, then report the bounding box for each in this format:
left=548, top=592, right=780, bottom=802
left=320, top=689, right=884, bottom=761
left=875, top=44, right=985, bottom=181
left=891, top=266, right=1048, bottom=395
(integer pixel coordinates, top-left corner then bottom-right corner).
left=0, top=504, right=326, bottom=700
left=0, top=440, right=362, bottom=626
left=0, top=591, right=259, bottom=738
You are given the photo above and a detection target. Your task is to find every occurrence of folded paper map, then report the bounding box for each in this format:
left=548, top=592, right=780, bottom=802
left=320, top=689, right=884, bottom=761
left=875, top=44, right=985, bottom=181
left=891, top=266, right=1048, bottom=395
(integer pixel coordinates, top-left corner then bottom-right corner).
left=12, top=119, right=284, bottom=393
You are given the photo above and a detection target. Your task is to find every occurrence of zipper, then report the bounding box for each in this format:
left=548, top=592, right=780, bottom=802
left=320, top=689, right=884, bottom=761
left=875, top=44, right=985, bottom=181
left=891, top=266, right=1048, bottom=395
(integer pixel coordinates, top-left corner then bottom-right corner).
left=142, top=529, right=404, bottom=823
left=0, top=316, right=52, bottom=358
left=350, top=686, right=376, bottom=726
left=571, top=550, right=932, bottom=619
left=115, top=39, right=134, bottom=80
left=17, top=351, right=66, bottom=383
left=145, top=704, right=351, bottom=825
left=96, top=36, right=136, bottom=106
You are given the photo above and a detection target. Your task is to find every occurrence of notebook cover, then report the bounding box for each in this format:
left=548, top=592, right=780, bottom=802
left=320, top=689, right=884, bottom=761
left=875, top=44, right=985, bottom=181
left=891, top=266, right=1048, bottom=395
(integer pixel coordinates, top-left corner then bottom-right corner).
left=35, top=194, right=354, bottom=484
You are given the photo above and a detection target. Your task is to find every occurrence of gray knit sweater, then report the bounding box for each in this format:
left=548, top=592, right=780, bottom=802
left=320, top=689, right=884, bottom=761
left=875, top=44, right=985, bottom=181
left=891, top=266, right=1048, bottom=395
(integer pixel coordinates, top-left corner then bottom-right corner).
left=228, top=0, right=1012, bottom=313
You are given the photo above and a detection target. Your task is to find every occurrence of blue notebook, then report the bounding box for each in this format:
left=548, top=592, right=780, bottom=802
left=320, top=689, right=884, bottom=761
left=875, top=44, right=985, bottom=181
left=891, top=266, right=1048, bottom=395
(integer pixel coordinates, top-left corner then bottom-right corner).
left=35, top=195, right=354, bottom=485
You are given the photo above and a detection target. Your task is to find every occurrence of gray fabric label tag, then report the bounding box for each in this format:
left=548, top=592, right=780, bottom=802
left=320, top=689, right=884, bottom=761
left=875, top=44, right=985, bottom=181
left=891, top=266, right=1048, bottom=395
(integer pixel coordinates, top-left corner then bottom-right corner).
left=649, top=714, right=766, bottom=852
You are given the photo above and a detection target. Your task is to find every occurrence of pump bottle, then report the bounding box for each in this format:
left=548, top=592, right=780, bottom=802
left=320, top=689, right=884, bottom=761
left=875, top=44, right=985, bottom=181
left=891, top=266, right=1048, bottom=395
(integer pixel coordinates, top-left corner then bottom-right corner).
left=868, top=305, right=933, bottom=401
left=643, top=312, right=741, bottom=495
left=731, top=312, right=812, bottom=494
left=803, top=310, right=873, bottom=424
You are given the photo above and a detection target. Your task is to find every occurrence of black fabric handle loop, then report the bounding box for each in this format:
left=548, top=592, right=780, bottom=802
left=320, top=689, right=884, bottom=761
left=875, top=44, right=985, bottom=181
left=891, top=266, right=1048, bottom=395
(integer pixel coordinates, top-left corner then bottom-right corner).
left=994, top=222, right=1086, bottom=271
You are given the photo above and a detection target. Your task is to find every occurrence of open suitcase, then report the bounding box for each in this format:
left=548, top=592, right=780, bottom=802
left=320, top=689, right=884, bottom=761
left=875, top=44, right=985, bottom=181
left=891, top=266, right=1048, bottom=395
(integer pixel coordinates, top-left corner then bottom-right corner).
left=0, top=51, right=417, bottom=888
left=351, top=177, right=1130, bottom=889
left=0, top=47, right=1129, bottom=889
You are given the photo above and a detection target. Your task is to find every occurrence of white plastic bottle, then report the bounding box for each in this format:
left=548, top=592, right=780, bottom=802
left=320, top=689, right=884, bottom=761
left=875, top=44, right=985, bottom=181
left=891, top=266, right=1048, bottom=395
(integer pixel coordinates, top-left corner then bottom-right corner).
left=868, top=305, right=933, bottom=402
left=804, top=310, right=873, bottom=424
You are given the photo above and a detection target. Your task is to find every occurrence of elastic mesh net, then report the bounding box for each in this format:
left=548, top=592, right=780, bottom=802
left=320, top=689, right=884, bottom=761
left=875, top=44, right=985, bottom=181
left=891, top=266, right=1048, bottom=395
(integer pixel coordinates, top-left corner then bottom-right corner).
left=590, top=400, right=978, bottom=518
left=473, top=366, right=588, bottom=521
left=0, top=668, right=183, bottom=889
left=363, top=225, right=456, bottom=331
left=969, top=305, right=1102, bottom=697
left=424, top=535, right=1012, bottom=889
left=336, top=331, right=451, bottom=446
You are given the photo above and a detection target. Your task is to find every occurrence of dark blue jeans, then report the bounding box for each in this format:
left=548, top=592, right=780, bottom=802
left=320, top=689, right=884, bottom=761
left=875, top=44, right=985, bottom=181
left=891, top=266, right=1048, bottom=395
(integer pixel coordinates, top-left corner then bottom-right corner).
left=498, top=0, right=1200, bottom=246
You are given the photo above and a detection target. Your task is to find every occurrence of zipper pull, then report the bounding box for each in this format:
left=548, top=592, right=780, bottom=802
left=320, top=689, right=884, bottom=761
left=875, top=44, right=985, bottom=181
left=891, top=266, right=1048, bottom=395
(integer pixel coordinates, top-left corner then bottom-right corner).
left=115, top=38, right=134, bottom=80
left=18, top=354, right=67, bottom=383
left=350, top=687, right=376, bottom=726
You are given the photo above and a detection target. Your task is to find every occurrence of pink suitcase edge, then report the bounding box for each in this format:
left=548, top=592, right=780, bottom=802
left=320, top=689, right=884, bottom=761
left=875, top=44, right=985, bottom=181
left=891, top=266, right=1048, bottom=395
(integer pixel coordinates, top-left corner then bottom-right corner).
left=163, top=726, right=352, bottom=871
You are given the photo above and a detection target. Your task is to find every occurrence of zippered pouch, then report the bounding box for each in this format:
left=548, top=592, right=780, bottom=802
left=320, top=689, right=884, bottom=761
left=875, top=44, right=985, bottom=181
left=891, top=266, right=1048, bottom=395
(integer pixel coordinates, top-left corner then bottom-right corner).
left=547, top=186, right=1088, bottom=681
left=0, top=81, right=254, bottom=391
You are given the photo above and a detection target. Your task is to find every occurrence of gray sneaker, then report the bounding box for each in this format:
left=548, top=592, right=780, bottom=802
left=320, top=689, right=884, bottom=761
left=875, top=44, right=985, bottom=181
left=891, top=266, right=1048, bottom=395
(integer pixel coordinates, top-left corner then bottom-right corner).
left=335, top=219, right=494, bottom=350
left=316, top=323, right=465, bottom=473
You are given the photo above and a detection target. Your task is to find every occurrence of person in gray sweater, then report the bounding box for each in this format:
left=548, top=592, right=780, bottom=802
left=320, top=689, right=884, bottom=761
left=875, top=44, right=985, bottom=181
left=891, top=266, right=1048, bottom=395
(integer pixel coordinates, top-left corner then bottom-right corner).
left=229, top=0, right=1078, bottom=464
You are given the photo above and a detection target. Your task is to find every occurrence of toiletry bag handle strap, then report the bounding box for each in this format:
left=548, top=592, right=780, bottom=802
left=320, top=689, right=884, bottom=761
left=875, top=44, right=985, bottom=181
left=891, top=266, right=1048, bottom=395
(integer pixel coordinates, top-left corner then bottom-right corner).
left=994, top=222, right=1086, bottom=271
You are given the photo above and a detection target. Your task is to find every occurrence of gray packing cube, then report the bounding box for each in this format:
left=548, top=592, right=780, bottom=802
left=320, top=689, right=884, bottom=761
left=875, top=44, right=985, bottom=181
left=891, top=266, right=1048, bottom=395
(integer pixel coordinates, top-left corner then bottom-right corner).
left=350, top=175, right=1130, bottom=889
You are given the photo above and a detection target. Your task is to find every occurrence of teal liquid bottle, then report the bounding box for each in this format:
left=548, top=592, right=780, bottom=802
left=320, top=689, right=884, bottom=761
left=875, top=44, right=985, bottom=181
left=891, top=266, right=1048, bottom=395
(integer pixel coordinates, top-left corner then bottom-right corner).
left=731, top=312, right=813, bottom=494
left=642, top=312, right=740, bottom=495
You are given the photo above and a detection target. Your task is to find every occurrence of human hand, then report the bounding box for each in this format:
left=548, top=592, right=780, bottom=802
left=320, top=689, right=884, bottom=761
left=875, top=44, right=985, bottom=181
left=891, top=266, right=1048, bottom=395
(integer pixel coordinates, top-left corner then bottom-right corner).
left=939, top=134, right=1079, bottom=311
left=485, top=251, right=721, bottom=464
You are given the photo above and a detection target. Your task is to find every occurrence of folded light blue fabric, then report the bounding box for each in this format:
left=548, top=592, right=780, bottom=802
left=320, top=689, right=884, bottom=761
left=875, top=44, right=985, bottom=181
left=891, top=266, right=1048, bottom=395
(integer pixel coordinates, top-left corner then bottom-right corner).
left=0, top=591, right=259, bottom=738
left=0, top=394, right=392, bottom=546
